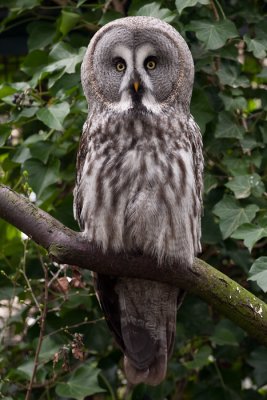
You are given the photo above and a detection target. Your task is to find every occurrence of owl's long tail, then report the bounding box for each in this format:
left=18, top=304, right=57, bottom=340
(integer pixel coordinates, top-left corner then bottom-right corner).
left=115, top=277, right=180, bottom=386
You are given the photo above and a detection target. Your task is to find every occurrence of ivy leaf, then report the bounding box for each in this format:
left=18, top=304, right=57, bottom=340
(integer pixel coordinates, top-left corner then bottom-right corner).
left=248, top=257, right=267, bottom=292
left=55, top=361, right=105, bottom=400
left=223, top=155, right=250, bottom=176
left=184, top=345, right=212, bottom=370
left=216, top=64, right=250, bottom=88
left=0, top=125, right=10, bottom=146
left=23, top=158, right=60, bottom=199
left=39, top=337, right=63, bottom=362
left=7, top=0, right=41, bottom=10
left=27, top=21, right=56, bottom=51
left=215, top=111, right=244, bottom=139
left=76, top=0, right=87, bottom=5
left=211, top=320, right=244, bottom=346
left=191, top=88, right=214, bottom=132
left=36, top=102, right=70, bottom=131
left=201, top=210, right=222, bottom=244
left=204, top=173, right=218, bottom=194
left=219, top=93, right=247, bottom=112
left=188, top=19, right=238, bottom=50
left=226, top=174, right=265, bottom=199
left=98, top=10, right=123, bottom=25
left=244, top=34, right=267, bottom=59
left=59, top=10, right=81, bottom=36
left=231, top=222, right=267, bottom=252
left=17, top=361, right=35, bottom=379
left=213, top=196, right=259, bottom=239
left=135, top=3, right=175, bottom=22
left=175, top=0, right=209, bottom=14
left=0, top=84, right=17, bottom=99
left=47, top=43, right=86, bottom=75
left=248, top=347, right=267, bottom=387
left=22, top=44, right=85, bottom=87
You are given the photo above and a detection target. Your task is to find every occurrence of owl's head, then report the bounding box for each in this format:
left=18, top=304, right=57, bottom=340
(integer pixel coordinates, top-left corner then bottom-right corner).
left=82, top=17, right=194, bottom=114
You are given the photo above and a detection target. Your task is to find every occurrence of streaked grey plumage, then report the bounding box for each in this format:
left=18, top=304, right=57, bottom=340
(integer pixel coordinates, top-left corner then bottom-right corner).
left=74, top=16, right=203, bottom=386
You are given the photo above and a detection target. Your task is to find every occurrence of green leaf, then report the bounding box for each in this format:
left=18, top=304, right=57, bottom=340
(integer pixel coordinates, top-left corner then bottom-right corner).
left=0, top=125, right=10, bottom=146
left=0, top=84, right=17, bottom=99
left=39, top=337, right=63, bottom=362
left=223, top=155, right=250, bottom=176
left=231, top=222, right=267, bottom=252
left=175, top=0, right=209, bottom=14
left=216, top=64, right=250, bottom=88
left=12, top=106, right=38, bottom=122
left=219, top=93, right=247, bottom=112
left=21, top=50, right=49, bottom=83
left=211, top=320, right=243, bottom=346
left=204, top=173, right=218, bottom=194
left=191, top=88, right=214, bottom=132
left=98, top=10, right=123, bottom=25
left=12, top=146, right=31, bottom=164
left=225, top=174, right=265, bottom=199
left=44, top=43, right=86, bottom=86
left=248, top=347, right=267, bottom=386
left=213, top=196, right=259, bottom=239
left=36, top=102, right=70, bottom=130
left=248, top=257, right=267, bottom=292
left=188, top=19, right=238, bottom=50
left=59, top=10, right=81, bottom=36
left=17, top=361, right=35, bottom=379
left=184, top=345, right=212, bottom=370
left=5, top=0, right=41, bottom=10
left=77, top=0, right=87, bottom=5
left=201, top=210, right=222, bottom=244
left=55, top=361, right=105, bottom=400
left=28, top=141, right=54, bottom=163
left=22, top=43, right=85, bottom=86
left=135, top=3, right=175, bottom=22
left=244, top=34, right=267, bottom=59
left=215, top=111, right=244, bottom=139
left=27, top=22, right=56, bottom=51
left=23, top=158, right=60, bottom=199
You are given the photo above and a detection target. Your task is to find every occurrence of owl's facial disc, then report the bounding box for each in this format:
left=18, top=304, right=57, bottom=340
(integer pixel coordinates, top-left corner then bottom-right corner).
left=112, top=43, right=162, bottom=114
left=90, top=28, right=180, bottom=113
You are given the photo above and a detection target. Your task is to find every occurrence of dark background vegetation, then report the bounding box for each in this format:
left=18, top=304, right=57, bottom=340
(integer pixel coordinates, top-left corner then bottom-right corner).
left=0, top=0, right=267, bottom=399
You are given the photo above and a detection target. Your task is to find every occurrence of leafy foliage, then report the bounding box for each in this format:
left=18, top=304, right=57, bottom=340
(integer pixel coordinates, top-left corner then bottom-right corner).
left=0, top=0, right=267, bottom=399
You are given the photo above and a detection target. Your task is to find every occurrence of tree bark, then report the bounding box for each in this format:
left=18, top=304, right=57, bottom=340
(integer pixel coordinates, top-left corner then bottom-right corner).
left=0, top=183, right=267, bottom=345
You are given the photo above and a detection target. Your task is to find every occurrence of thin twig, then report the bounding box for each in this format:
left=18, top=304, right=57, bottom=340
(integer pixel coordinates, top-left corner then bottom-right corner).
left=210, top=0, right=220, bottom=21
left=21, top=240, right=41, bottom=313
left=213, top=0, right=226, bottom=19
left=25, top=257, right=49, bottom=400
left=43, top=317, right=104, bottom=338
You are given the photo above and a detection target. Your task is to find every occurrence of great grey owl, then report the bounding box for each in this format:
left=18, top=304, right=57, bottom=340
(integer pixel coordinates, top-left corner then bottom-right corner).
left=74, top=16, right=203, bottom=386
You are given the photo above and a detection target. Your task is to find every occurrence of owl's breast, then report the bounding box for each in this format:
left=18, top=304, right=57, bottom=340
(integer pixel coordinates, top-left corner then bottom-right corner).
left=75, top=113, right=200, bottom=262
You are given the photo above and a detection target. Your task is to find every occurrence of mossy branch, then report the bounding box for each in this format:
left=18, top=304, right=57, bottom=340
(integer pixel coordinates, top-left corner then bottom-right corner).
left=0, top=183, right=267, bottom=345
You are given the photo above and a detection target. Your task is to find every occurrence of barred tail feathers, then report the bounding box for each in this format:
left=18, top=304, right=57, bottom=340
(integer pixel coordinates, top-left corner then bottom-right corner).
left=115, top=278, right=178, bottom=386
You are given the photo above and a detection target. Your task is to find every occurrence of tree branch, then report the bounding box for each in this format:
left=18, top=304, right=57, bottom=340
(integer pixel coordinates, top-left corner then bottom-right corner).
left=0, top=184, right=267, bottom=345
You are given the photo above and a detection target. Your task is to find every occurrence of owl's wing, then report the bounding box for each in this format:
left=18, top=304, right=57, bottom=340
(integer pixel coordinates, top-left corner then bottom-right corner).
left=189, top=117, right=203, bottom=208
left=73, top=122, right=90, bottom=229
left=189, top=117, right=204, bottom=252
left=92, top=273, right=126, bottom=350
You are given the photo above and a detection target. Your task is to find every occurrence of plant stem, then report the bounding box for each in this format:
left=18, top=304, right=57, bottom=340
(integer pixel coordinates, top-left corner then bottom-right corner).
left=25, top=257, right=49, bottom=400
left=213, top=0, right=226, bottom=19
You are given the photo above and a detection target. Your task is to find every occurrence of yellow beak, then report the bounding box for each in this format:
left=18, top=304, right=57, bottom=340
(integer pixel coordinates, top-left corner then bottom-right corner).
left=133, top=82, right=139, bottom=92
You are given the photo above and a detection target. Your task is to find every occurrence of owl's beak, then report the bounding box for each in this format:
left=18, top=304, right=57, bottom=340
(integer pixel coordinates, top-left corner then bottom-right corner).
left=133, top=82, right=140, bottom=92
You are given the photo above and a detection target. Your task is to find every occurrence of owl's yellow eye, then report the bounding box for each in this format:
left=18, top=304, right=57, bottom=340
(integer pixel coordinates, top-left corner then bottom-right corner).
left=145, top=58, right=157, bottom=70
left=116, top=61, right=126, bottom=72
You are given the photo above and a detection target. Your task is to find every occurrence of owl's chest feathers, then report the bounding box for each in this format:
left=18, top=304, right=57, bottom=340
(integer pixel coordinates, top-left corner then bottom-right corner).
left=84, top=113, right=193, bottom=197
left=77, top=112, right=198, bottom=260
